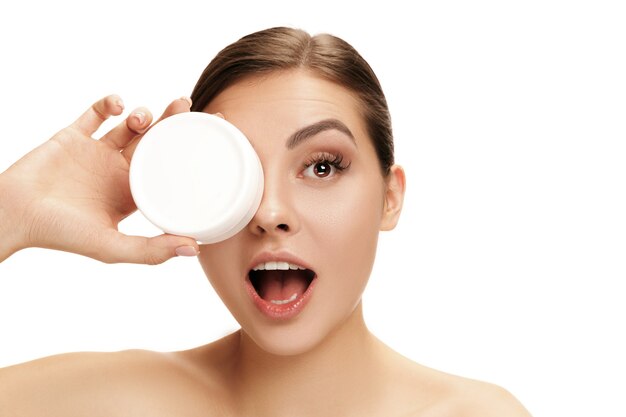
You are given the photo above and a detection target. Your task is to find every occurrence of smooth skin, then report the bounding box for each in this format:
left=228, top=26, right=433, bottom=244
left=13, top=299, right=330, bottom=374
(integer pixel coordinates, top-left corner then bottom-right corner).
left=0, top=72, right=531, bottom=416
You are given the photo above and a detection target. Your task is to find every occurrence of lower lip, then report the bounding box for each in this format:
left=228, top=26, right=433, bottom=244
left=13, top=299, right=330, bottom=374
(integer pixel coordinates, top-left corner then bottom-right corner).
left=245, top=275, right=317, bottom=320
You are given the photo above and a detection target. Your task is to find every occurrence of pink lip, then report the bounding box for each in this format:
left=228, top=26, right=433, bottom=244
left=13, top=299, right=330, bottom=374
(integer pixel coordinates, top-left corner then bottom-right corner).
left=246, top=251, right=317, bottom=320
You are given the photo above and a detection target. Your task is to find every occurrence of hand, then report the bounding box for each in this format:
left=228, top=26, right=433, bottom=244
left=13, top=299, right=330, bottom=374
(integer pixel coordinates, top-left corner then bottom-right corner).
left=0, top=95, right=200, bottom=264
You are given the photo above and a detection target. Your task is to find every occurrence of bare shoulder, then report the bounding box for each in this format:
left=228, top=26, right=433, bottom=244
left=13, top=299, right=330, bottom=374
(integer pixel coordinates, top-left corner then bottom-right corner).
left=377, top=345, right=531, bottom=417
left=0, top=348, right=226, bottom=417
left=427, top=377, right=532, bottom=417
left=414, top=368, right=531, bottom=417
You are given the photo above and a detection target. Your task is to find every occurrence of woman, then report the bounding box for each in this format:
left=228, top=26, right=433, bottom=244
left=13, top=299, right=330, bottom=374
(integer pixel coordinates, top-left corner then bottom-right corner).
left=0, top=27, right=531, bottom=416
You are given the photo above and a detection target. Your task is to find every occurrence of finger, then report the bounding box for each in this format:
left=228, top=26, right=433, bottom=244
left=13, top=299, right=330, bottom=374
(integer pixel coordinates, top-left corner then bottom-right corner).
left=122, top=96, right=192, bottom=160
left=71, top=95, right=125, bottom=136
left=153, top=96, right=193, bottom=124
left=99, top=231, right=200, bottom=265
left=99, top=107, right=153, bottom=149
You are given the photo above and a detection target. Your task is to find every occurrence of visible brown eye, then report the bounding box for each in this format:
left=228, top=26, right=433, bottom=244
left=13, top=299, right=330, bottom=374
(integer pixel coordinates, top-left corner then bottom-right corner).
left=313, top=162, right=331, bottom=178
left=302, top=152, right=350, bottom=180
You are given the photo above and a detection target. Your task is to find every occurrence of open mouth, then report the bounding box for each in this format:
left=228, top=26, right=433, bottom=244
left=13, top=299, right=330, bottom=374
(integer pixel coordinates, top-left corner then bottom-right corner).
left=249, top=262, right=315, bottom=305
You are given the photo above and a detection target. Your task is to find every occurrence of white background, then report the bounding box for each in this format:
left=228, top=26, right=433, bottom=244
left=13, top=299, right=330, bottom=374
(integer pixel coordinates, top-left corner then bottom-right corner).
left=0, top=1, right=624, bottom=416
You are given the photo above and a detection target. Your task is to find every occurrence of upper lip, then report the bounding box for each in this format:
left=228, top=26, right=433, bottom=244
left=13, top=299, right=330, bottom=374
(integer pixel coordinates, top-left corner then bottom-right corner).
left=247, top=250, right=314, bottom=274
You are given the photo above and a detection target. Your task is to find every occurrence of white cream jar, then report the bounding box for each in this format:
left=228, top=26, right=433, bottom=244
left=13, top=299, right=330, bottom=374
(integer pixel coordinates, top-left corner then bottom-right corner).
left=129, top=112, right=263, bottom=243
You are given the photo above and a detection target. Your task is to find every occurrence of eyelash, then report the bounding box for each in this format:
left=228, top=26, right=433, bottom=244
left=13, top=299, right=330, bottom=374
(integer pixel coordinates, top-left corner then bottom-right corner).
left=302, top=152, right=351, bottom=176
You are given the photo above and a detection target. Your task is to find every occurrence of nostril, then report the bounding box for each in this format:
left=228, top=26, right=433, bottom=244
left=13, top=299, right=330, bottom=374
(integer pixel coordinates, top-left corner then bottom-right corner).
left=254, top=224, right=289, bottom=234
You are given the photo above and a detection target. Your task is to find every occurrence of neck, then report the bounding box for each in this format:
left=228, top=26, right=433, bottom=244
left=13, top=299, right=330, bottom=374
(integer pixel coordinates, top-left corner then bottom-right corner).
left=227, top=302, right=388, bottom=416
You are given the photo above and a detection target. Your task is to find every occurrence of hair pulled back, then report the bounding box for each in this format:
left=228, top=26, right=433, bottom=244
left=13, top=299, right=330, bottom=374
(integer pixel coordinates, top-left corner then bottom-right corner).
left=190, top=27, right=394, bottom=175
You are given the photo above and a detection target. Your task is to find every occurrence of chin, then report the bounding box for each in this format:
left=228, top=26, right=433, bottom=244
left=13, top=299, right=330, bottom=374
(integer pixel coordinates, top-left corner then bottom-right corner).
left=241, top=318, right=330, bottom=357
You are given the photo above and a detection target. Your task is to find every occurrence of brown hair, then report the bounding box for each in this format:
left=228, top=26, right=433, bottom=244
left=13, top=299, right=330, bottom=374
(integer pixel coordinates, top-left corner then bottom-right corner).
left=190, top=27, right=394, bottom=175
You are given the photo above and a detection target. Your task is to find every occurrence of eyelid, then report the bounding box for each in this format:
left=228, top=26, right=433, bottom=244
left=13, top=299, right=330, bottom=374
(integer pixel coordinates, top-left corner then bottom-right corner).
left=300, top=151, right=351, bottom=180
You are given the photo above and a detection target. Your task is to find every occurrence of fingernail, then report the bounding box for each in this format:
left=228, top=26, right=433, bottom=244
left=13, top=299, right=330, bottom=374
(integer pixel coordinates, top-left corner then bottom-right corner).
left=180, top=96, right=192, bottom=107
left=115, top=97, right=125, bottom=111
left=214, top=112, right=225, bottom=119
left=175, top=246, right=198, bottom=257
left=133, top=111, right=146, bottom=125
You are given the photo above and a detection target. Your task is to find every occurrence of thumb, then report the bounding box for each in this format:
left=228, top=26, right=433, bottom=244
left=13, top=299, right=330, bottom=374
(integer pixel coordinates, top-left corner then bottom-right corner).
left=102, top=232, right=200, bottom=265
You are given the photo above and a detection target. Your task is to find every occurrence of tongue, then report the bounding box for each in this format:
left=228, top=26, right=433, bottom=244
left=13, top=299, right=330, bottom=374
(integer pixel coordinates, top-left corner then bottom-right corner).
left=260, top=270, right=309, bottom=302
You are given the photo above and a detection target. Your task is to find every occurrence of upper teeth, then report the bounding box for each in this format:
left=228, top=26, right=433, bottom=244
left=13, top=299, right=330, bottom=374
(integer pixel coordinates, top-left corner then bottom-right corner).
left=252, top=261, right=306, bottom=271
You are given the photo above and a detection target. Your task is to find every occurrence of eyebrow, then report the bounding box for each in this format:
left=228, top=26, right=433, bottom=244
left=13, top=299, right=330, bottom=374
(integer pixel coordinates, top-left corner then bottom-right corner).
left=286, top=118, right=356, bottom=149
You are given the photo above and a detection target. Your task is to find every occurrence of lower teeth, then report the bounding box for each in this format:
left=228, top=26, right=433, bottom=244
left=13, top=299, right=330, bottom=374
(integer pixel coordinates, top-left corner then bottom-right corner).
left=270, top=293, right=298, bottom=305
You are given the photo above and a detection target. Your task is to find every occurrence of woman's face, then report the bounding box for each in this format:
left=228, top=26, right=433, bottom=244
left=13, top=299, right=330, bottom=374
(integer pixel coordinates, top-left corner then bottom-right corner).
left=198, top=70, right=403, bottom=355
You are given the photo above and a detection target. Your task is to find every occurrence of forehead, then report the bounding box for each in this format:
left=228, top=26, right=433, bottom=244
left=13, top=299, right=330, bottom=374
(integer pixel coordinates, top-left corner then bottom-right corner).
left=203, top=70, right=368, bottom=143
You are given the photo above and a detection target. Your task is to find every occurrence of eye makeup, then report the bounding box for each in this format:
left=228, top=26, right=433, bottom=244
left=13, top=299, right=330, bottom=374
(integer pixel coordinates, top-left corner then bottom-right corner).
left=302, top=151, right=351, bottom=179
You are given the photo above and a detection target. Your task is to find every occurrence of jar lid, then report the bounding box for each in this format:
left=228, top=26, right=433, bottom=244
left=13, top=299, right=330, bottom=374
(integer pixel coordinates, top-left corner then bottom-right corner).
left=129, top=112, right=264, bottom=244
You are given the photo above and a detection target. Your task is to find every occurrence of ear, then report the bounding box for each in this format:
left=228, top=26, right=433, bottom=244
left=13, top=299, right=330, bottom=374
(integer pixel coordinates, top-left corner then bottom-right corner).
left=380, top=164, right=406, bottom=231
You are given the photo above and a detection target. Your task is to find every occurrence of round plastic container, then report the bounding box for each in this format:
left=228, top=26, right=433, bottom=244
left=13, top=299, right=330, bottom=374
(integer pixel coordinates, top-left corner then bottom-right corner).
left=129, top=112, right=264, bottom=243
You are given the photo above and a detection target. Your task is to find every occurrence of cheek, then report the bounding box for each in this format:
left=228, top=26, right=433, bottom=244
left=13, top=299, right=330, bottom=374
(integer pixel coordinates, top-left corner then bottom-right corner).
left=197, top=240, right=246, bottom=304
left=298, top=172, right=384, bottom=239
left=297, top=174, right=384, bottom=290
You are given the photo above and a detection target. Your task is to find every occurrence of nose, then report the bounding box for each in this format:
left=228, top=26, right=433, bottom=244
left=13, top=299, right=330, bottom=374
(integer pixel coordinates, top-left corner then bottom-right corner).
left=247, top=175, right=300, bottom=237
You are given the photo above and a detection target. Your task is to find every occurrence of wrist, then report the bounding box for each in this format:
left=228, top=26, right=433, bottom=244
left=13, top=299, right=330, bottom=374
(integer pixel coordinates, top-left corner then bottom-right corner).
left=0, top=176, right=26, bottom=261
